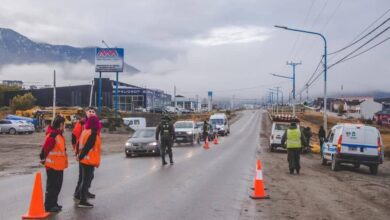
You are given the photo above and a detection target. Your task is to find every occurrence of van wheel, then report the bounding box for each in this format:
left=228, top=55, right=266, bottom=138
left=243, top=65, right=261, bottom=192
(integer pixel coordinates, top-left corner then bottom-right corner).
left=354, top=164, right=360, bottom=169
left=321, top=157, right=327, bottom=166
left=331, top=156, right=340, bottom=171
left=369, top=165, right=378, bottom=175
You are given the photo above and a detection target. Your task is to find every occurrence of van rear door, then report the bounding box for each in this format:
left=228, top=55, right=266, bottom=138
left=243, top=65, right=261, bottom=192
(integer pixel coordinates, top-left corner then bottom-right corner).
left=342, top=126, right=377, bottom=156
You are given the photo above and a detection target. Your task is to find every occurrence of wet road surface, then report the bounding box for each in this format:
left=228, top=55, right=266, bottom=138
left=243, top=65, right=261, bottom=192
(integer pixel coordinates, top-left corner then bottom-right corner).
left=0, top=110, right=261, bottom=220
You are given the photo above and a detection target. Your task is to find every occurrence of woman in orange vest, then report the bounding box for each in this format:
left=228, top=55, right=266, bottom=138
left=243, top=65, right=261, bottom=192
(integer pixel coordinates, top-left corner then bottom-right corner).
left=39, top=115, right=68, bottom=213
left=77, top=115, right=101, bottom=208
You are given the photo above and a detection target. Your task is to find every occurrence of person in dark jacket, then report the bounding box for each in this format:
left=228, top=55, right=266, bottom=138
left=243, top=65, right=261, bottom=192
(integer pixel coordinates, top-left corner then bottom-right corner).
left=40, top=115, right=68, bottom=213
left=202, top=120, right=210, bottom=143
left=156, top=115, right=175, bottom=165
left=318, top=126, right=326, bottom=156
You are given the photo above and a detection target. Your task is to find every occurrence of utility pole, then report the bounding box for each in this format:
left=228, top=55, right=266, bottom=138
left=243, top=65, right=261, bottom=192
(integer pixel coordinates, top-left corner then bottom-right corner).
left=53, top=70, right=56, bottom=120
left=174, top=85, right=177, bottom=108
left=287, top=61, right=302, bottom=116
left=89, top=79, right=94, bottom=107
left=306, top=83, right=309, bottom=102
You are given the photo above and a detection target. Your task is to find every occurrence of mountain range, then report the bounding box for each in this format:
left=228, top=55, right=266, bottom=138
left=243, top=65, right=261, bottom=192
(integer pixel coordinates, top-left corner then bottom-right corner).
left=0, top=28, right=139, bottom=73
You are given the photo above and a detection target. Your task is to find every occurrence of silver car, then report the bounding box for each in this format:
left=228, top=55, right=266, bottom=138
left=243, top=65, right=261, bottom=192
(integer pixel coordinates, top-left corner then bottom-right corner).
left=125, top=127, right=161, bottom=157
left=0, top=120, right=34, bottom=134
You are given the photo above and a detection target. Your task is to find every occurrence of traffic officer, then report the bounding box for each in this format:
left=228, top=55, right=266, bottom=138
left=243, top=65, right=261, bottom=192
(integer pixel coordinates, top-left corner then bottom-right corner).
left=318, top=126, right=326, bottom=156
left=77, top=115, right=101, bottom=208
left=281, top=122, right=307, bottom=174
left=202, top=120, right=210, bottom=143
left=156, top=115, right=175, bottom=165
left=40, top=115, right=68, bottom=213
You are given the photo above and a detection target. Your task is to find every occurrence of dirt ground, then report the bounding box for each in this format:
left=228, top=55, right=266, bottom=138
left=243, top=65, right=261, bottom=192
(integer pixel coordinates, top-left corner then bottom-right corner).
left=0, top=130, right=129, bottom=177
left=240, top=111, right=390, bottom=220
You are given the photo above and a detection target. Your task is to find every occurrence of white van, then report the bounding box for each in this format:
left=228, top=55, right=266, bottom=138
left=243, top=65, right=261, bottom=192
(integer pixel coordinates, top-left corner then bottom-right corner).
left=123, top=117, right=146, bottom=131
left=269, top=122, right=296, bottom=151
left=322, top=124, right=384, bottom=174
left=209, top=113, right=230, bottom=136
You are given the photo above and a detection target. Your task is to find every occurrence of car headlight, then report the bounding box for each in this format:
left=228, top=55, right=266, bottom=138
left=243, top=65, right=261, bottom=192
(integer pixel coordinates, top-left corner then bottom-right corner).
left=186, top=131, right=193, bottom=135
left=148, top=142, right=158, bottom=146
left=125, top=142, right=132, bottom=147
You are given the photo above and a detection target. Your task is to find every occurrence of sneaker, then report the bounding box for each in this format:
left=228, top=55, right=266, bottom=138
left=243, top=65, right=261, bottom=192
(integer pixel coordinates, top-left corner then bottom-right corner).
left=170, top=161, right=174, bottom=165
left=87, top=192, right=96, bottom=199
left=162, top=161, right=168, bottom=166
left=78, top=201, right=94, bottom=208
left=55, top=204, right=63, bottom=210
left=47, top=206, right=61, bottom=213
left=73, top=195, right=81, bottom=201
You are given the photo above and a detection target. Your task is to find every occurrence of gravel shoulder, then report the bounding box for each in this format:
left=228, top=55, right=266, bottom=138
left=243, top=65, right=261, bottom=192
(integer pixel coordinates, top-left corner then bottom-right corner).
left=240, top=111, right=390, bottom=220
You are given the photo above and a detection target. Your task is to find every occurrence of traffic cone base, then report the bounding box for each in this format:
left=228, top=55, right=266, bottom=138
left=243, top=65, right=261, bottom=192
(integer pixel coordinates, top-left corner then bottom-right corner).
left=213, top=134, right=219, bottom=144
left=203, top=137, right=210, bottom=149
left=22, top=172, right=50, bottom=219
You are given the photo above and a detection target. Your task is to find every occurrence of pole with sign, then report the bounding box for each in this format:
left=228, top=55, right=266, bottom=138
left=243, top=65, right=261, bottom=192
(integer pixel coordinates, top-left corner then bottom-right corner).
left=95, top=48, right=124, bottom=116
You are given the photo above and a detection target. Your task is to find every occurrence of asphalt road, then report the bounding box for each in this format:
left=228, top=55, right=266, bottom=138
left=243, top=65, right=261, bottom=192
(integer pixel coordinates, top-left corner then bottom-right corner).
left=0, top=110, right=261, bottom=220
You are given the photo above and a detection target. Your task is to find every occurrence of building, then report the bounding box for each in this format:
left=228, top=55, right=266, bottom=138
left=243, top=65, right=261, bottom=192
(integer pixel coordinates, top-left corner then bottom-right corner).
left=3, top=78, right=172, bottom=111
left=2, top=80, right=23, bottom=88
left=360, top=99, right=383, bottom=120
left=173, top=95, right=200, bottom=111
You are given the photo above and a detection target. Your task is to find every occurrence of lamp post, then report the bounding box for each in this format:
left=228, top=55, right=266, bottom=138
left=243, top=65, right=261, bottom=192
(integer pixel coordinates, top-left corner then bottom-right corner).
left=275, top=25, right=328, bottom=131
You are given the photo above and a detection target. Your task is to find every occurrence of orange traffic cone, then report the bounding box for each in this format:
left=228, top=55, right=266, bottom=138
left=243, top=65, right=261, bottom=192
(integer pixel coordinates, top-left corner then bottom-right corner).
left=213, top=134, right=219, bottom=145
left=203, top=136, right=210, bottom=149
left=250, top=159, right=270, bottom=199
left=251, top=160, right=262, bottom=190
left=22, top=172, right=50, bottom=219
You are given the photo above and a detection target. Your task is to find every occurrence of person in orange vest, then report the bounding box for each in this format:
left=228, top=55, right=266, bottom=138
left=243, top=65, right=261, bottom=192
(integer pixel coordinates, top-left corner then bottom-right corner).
left=77, top=115, right=101, bottom=208
left=39, top=115, right=68, bottom=213
left=74, top=107, right=100, bottom=201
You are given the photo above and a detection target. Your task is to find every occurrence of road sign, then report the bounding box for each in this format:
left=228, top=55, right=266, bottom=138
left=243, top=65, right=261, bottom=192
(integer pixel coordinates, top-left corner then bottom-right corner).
left=95, top=48, right=124, bottom=72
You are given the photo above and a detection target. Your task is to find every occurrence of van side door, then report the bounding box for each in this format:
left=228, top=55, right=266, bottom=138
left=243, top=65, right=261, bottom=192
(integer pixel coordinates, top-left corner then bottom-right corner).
left=323, top=129, right=336, bottom=160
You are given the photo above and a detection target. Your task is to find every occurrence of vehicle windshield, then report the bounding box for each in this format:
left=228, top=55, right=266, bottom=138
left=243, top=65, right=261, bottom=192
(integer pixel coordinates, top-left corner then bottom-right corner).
left=175, top=122, right=193, bottom=129
left=275, top=124, right=289, bottom=130
left=210, top=119, right=224, bottom=125
left=132, top=129, right=155, bottom=138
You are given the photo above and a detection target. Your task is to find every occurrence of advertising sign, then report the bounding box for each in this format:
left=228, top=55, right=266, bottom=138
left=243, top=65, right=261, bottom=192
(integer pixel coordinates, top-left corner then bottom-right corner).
left=208, top=91, right=213, bottom=97
left=95, top=48, right=124, bottom=72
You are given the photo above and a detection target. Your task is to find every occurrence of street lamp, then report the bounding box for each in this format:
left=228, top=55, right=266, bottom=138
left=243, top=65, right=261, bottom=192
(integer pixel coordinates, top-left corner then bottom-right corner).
left=275, top=25, right=328, bottom=131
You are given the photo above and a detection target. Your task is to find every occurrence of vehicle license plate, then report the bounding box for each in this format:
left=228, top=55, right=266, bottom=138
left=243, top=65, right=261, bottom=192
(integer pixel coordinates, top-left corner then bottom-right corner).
left=349, top=147, right=357, bottom=151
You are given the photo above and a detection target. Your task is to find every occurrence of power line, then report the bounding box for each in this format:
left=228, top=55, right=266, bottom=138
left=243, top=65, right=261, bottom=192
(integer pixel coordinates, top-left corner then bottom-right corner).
left=319, top=0, right=344, bottom=32
left=329, top=16, right=390, bottom=55
left=350, top=8, right=390, bottom=43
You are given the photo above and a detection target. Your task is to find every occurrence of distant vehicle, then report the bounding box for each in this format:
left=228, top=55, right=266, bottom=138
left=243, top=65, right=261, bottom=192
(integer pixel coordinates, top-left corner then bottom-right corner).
left=322, top=124, right=384, bottom=174
left=209, top=113, right=230, bottom=136
left=269, top=122, right=291, bottom=152
left=0, top=120, right=34, bottom=134
left=123, top=117, right=146, bottom=131
left=174, top=121, right=200, bottom=145
left=18, top=121, right=35, bottom=134
left=125, top=127, right=160, bottom=157
left=149, top=107, right=165, bottom=114
left=165, top=106, right=180, bottom=113
left=134, top=107, right=147, bottom=112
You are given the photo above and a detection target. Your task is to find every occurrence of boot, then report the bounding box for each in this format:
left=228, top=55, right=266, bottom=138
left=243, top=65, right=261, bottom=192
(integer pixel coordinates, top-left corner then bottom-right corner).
left=289, top=168, right=294, bottom=174
left=296, top=169, right=300, bottom=175
left=169, top=157, right=174, bottom=165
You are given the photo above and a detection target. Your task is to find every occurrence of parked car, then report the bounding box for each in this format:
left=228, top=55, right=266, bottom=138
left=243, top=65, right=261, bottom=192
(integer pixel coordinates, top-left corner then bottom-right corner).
left=165, top=106, right=180, bottom=114
left=123, top=117, right=146, bottom=131
left=322, top=124, right=384, bottom=174
left=134, top=107, right=147, bottom=112
left=149, top=107, right=166, bottom=114
left=125, top=127, right=160, bottom=157
left=0, top=120, right=34, bottom=134
left=19, top=120, right=35, bottom=134
left=174, top=121, right=200, bottom=145
left=269, top=122, right=291, bottom=152
left=209, top=113, right=230, bottom=136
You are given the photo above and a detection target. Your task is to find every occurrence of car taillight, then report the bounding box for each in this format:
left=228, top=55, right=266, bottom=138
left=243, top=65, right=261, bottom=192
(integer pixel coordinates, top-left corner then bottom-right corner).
left=378, top=137, right=382, bottom=155
left=337, top=135, right=342, bottom=154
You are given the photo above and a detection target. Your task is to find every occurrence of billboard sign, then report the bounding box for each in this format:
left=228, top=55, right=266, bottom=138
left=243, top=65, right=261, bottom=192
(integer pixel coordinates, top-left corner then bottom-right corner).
left=95, top=48, right=124, bottom=72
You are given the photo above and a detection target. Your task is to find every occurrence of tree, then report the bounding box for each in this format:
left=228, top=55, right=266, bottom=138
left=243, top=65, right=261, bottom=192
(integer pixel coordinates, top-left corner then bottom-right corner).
left=0, top=85, right=21, bottom=107
left=10, top=93, right=37, bottom=111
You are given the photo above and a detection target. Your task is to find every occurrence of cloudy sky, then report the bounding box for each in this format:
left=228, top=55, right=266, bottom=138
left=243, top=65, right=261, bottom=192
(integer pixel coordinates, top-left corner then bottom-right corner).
left=0, top=0, right=389, bottom=101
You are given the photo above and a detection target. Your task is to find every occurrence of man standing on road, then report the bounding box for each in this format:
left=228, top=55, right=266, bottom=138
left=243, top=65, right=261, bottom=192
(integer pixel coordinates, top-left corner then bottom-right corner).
left=202, top=120, right=210, bottom=143
left=282, top=122, right=307, bottom=174
left=156, top=115, right=175, bottom=166
left=318, top=126, right=326, bottom=156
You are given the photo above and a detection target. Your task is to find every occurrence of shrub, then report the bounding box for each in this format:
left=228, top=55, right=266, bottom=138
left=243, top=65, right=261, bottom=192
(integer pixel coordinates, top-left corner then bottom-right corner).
left=10, top=93, right=37, bottom=111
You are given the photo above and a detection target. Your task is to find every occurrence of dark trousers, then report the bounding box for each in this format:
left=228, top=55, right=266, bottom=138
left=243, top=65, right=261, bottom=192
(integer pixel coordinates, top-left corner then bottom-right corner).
left=287, top=148, right=301, bottom=171
left=319, top=139, right=324, bottom=156
left=160, top=138, right=173, bottom=163
left=80, top=164, right=95, bottom=202
left=45, top=168, right=63, bottom=210
left=203, top=132, right=208, bottom=143
left=74, top=163, right=94, bottom=197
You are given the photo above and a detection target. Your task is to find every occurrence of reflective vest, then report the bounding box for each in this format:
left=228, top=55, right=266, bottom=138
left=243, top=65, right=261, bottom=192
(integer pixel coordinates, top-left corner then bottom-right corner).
left=287, top=128, right=302, bottom=149
left=45, top=134, right=68, bottom=170
left=79, top=129, right=101, bottom=168
left=160, top=120, right=171, bottom=140
left=72, top=121, right=83, bottom=153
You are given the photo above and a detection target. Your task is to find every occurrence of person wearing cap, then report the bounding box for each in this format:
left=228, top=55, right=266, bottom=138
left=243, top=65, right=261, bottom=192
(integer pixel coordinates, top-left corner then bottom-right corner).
left=40, top=115, right=68, bottom=213
left=77, top=115, right=101, bottom=208
left=281, top=122, right=307, bottom=174
left=156, top=115, right=175, bottom=165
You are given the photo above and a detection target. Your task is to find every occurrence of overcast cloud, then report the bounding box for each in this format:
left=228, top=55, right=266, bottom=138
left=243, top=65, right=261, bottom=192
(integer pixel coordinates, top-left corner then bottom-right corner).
left=0, top=0, right=389, bottom=100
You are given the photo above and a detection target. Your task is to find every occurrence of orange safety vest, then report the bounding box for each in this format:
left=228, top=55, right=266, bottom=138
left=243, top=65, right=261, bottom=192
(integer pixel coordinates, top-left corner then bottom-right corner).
left=45, top=134, right=68, bottom=171
left=79, top=129, right=101, bottom=168
left=72, top=121, right=84, bottom=153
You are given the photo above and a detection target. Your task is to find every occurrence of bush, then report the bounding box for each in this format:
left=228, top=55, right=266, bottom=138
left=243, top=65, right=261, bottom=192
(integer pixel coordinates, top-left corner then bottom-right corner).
left=10, top=93, right=37, bottom=111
